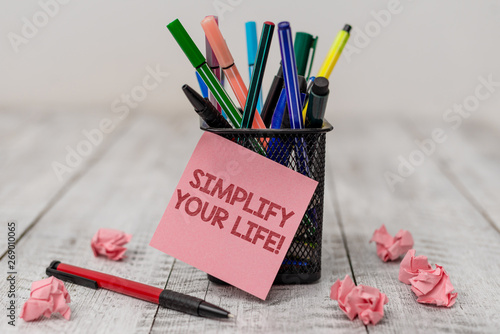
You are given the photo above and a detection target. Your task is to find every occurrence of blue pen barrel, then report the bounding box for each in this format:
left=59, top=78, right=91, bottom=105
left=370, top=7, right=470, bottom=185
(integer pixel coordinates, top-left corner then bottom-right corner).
left=294, top=137, right=311, bottom=176
left=269, top=90, right=308, bottom=167
left=268, top=90, right=290, bottom=165
left=267, top=136, right=292, bottom=166
left=201, top=121, right=333, bottom=285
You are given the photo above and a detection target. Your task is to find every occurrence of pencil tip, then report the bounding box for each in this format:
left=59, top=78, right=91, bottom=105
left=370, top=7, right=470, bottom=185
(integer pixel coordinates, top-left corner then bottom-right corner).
left=227, top=313, right=235, bottom=319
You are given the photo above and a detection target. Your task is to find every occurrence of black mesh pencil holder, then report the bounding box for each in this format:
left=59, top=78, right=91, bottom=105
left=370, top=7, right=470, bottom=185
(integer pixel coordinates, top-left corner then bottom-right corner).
left=201, top=120, right=333, bottom=285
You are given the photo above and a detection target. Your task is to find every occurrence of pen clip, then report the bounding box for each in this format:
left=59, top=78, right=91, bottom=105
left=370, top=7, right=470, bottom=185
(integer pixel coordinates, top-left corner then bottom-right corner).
left=46, top=262, right=98, bottom=289
left=306, top=36, right=318, bottom=80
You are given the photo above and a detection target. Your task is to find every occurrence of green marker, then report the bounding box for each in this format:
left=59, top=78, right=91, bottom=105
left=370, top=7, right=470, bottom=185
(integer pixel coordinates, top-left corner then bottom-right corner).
left=241, top=22, right=275, bottom=128
left=167, top=19, right=266, bottom=156
left=294, top=32, right=318, bottom=79
left=167, top=19, right=242, bottom=128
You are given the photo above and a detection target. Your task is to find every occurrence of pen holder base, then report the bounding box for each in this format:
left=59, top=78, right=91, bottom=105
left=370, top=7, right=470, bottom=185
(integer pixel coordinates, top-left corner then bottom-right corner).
left=207, top=272, right=321, bottom=285
left=201, top=121, right=333, bottom=285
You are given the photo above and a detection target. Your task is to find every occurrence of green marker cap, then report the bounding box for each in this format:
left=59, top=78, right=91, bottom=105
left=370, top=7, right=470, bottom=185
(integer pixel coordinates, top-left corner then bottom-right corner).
left=294, top=32, right=315, bottom=76
left=167, top=19, right=205, bottom=68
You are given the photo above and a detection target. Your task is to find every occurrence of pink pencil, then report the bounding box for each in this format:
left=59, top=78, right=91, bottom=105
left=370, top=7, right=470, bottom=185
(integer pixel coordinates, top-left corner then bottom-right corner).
left=201, top=16, right=267, bottom=129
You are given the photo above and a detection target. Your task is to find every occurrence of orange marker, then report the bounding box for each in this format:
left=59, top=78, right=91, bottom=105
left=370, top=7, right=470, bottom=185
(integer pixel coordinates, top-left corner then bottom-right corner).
left=201, top=16, right=267, bottom=129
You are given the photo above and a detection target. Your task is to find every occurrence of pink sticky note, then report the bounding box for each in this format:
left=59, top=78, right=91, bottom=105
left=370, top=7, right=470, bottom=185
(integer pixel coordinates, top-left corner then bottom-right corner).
left=330, top=275, right=357, bottom=320
left=409, top=265, right=458, bottom=307
left=370, top=225, right=414, bottom=262
left=91, top=228, right=132, bottom=261
left=330, top=275, right=389, bottom=325
left=150, top=132, right=318, bottom=300
left=399, top=249, right=432, bottom=284
left=20, top=277, right=71, bottom=322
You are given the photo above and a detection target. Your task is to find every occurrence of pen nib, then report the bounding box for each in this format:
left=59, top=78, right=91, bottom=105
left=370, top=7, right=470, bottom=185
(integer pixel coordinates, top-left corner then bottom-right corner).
left=182, top=84, right=206, bottom=112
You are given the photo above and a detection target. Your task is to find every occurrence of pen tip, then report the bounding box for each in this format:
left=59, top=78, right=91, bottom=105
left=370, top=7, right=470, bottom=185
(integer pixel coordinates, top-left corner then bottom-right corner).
left=343, top=24, right=352, bottom=33
left=227, top=313, right=235, bottom=318
left=182, top=84, right=206, bottom=111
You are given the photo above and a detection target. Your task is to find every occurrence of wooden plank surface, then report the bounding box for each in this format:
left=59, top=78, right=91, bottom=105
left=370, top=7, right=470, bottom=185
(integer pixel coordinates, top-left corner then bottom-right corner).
left=0, top=113, right=194, bottom=333
left=1, top=110, right=500, bottom=333
left=0, top=109, right=131, bottom=253
left=407, top=118, right=500, bottom=233
left=328, top=118, right=500, bottom=333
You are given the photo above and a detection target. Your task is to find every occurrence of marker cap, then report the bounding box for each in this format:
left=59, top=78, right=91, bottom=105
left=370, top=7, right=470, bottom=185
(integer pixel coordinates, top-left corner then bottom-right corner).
left=167, top=19, right=205, bottom=68
left=182, top=84, right=206, bottom=111
left=294, top=32, right=314, bottom=76
left=201, top=16, right=234, bottom=68
left=278, top=21, right=290, bottom=31
left=298, top=75, right=307, bottom=93
left=312, top=77, right=329, bottom=96
left=245, top=21, right=258, bottom=65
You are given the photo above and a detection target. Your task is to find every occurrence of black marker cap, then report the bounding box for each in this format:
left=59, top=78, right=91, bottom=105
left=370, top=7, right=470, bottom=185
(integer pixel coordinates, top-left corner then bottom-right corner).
left=312, top=77, right=329, bottom=96
left=182, top=84, right=206, bottom=111
left=298, top=75, right=307, bottom=93
left=343, top=24, right=352, bottom=33
left=277, top=65, right=283, bottom=78
left=182, top=84, right=231, bottom=128
left=46, top=261, right=99, bottom=289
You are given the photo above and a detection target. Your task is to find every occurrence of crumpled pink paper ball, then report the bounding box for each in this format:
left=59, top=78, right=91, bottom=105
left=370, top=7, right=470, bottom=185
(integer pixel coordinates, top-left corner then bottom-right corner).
left=370, top=224, right=414, bottom=262
left=330, top=275, right=389, bottom=325
left=91, top=228, right=132, bottom=261
left=20, top=277, right=71, bottom=322
left=399, top=249, right=432, bottom=284
left=409, top=265, right=457, bottom=307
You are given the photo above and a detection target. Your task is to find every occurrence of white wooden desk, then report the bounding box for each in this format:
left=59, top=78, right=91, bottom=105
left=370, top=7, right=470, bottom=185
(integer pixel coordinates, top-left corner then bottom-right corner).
left=1, top=109, right=499, bottom=333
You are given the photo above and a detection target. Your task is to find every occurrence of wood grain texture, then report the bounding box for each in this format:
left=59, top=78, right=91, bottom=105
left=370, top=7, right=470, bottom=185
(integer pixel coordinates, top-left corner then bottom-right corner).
left=407, top=118, right=500, bottom=233
left=0, top=113, right=198, bottom=333
left=2, top=110, right=500, bottom=333
left=0, top=109, right=130, bottom=253
left=327, top=117, right=500, bottom=333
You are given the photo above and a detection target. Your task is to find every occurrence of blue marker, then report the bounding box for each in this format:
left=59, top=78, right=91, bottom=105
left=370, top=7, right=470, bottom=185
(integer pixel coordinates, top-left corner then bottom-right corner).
left=277, top=22, right=303, bottom=129
left=270, top=90, right=307, bottom=130
left=245, top=21, right=263, bottom=114
left=195, top=72, right=208, bottom=98
left=268, top=89, right=306, bottom=166
left=270, top=89, right=287, bottom=129
left=278, top=23, right=313, bottom=177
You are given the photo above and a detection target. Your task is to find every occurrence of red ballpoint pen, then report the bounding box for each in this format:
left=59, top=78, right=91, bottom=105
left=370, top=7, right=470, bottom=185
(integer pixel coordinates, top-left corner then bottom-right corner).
left=47, top=261, right=233, bottom=319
